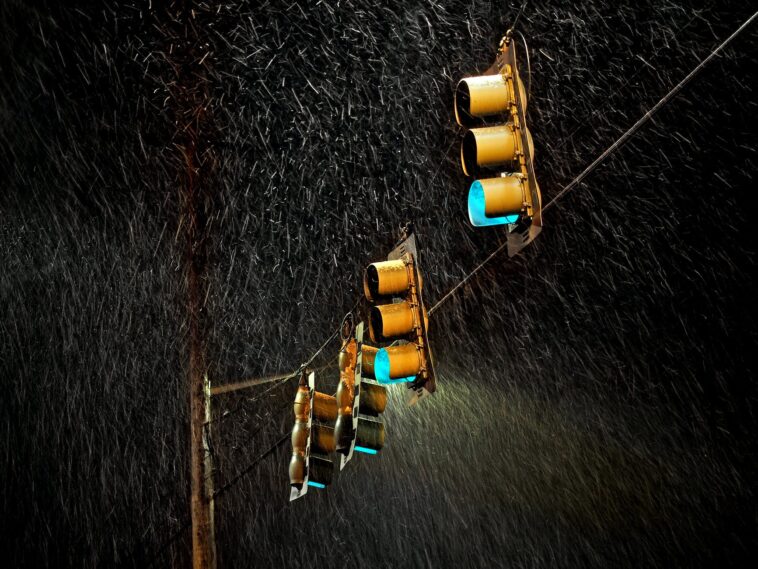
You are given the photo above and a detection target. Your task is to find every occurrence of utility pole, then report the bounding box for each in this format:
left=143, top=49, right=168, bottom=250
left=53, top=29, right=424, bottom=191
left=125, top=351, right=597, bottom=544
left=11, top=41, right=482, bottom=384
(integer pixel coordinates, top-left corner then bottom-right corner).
left=182, top=63, right=217, bottom=569
left=185, top=140, right=216, bottom=568
left=169, top=2, right=217, bottom=566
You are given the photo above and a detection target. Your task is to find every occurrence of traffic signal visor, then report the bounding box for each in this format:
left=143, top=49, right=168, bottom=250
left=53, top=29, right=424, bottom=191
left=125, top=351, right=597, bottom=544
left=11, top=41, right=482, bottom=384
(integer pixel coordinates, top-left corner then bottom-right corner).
left=375, top=343, right=421, bottom=384
left=369, top=302, right=415, bottom=340
left=468, top=176, right=524, bottom=226
left=454, top=73, right=526, bottom=128
left=364, top=259, right=411, bottom=302
left=461, top=124, right=519, bottom=176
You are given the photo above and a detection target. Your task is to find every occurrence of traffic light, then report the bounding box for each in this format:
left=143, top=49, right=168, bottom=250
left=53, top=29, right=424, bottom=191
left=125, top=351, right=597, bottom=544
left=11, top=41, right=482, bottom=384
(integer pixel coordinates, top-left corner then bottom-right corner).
left=454, top=33, right=542, bottom=256
left=363, top=231, right=436, bottom=405
left=334, top=321, right=388, bottom=470
left=289, top=370, right=337, bottom=501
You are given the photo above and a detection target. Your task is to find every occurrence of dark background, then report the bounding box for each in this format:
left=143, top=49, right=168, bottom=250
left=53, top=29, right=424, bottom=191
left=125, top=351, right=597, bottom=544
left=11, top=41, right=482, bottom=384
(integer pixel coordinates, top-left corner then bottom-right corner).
left=1, top=1, right=756, bottom=567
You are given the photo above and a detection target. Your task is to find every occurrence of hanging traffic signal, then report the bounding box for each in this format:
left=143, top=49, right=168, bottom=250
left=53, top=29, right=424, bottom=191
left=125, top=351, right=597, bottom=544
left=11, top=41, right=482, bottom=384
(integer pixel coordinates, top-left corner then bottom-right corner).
left=334, top=321, right=388, bottom=470
left=454, top=32, right=542, bottom=256
left=363, top=231, right=436, bottom=405
left=289, top=370, right=337, bottom=501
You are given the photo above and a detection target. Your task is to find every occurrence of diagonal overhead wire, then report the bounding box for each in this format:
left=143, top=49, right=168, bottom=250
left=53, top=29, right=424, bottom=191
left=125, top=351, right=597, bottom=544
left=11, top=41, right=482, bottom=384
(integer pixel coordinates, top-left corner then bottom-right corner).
left=543, top=9, right=757, bottom=213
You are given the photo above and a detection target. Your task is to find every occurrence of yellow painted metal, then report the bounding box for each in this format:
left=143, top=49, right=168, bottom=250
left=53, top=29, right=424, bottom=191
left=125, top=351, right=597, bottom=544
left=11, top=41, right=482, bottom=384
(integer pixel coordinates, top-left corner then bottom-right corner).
left=455, top=35, right=542, bottom=237
left=312, top=391, right=337, bottom=423
left=455, top=70, right=527, bottom=127
left=526, top=127, right=534, bottom=158
left=480, top=175, right=526, bottom=217
left=383, top=343, right=422, bottom=379
left=362, top=345, right=378, bottom=378
left=455, top=74, right=512, bottom=126
left=364, top=259, right=411, bottom=302
left=369, top=301, right=415, bottom=342
left=461, top=124, right=518, bottom=176
left=363, top=251, right=433, bottom=389
left=518, top=76, right=527, bottom=111
left=288, top=382, right=310, bottom=489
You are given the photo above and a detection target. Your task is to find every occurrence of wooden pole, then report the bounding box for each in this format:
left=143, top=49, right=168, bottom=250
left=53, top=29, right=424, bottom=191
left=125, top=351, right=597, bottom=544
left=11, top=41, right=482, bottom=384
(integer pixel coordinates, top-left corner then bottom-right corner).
left=172, top=3, right=217, bottom=566
left=183, top=98, right=217, bottom=569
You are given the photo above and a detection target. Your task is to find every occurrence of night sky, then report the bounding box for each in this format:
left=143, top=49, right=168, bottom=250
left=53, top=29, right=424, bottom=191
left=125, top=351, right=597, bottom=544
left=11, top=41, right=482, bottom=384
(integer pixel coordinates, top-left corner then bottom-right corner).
left=1, top=1, right=757, bottom=567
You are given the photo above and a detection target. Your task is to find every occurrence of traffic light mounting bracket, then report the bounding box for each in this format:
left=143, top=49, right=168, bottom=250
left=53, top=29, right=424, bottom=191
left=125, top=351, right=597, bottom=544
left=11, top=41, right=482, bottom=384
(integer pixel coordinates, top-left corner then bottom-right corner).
left=500, top=36, right=542, bottom=256
left=386, top=233, right=437, bottom=404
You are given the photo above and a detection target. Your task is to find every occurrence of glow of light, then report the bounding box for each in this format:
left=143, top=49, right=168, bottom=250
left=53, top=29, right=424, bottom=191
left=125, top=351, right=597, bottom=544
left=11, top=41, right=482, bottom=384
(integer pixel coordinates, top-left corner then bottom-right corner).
left=307, top=480, right=326, bottom=489
left=354, top=446, right=379, bottom=455
left=375, top=348, right=416, bottom=384
left=468, top=180, right=519, bottom=227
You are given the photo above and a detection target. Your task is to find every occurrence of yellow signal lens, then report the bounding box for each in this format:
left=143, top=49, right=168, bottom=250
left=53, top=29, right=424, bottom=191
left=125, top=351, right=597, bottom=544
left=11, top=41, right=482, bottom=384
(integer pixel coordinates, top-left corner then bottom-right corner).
left=369, top=302, right=415, bottom=342
left=364, top=259, right=411, bottom=301
left=461, top=125, right=518, bottom=176
left=291, top=421, right=309, bottom=457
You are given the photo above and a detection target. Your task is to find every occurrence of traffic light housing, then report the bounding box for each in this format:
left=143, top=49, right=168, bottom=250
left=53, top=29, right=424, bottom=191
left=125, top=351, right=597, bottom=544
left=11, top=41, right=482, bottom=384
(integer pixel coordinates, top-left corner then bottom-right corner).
left=455, top=33, right=542, bottom=257
left=289, top=370, right=337, bottom=501
left=334, top=321, right=388, bottom=470
left=363, top=232, right=436, bottom=405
